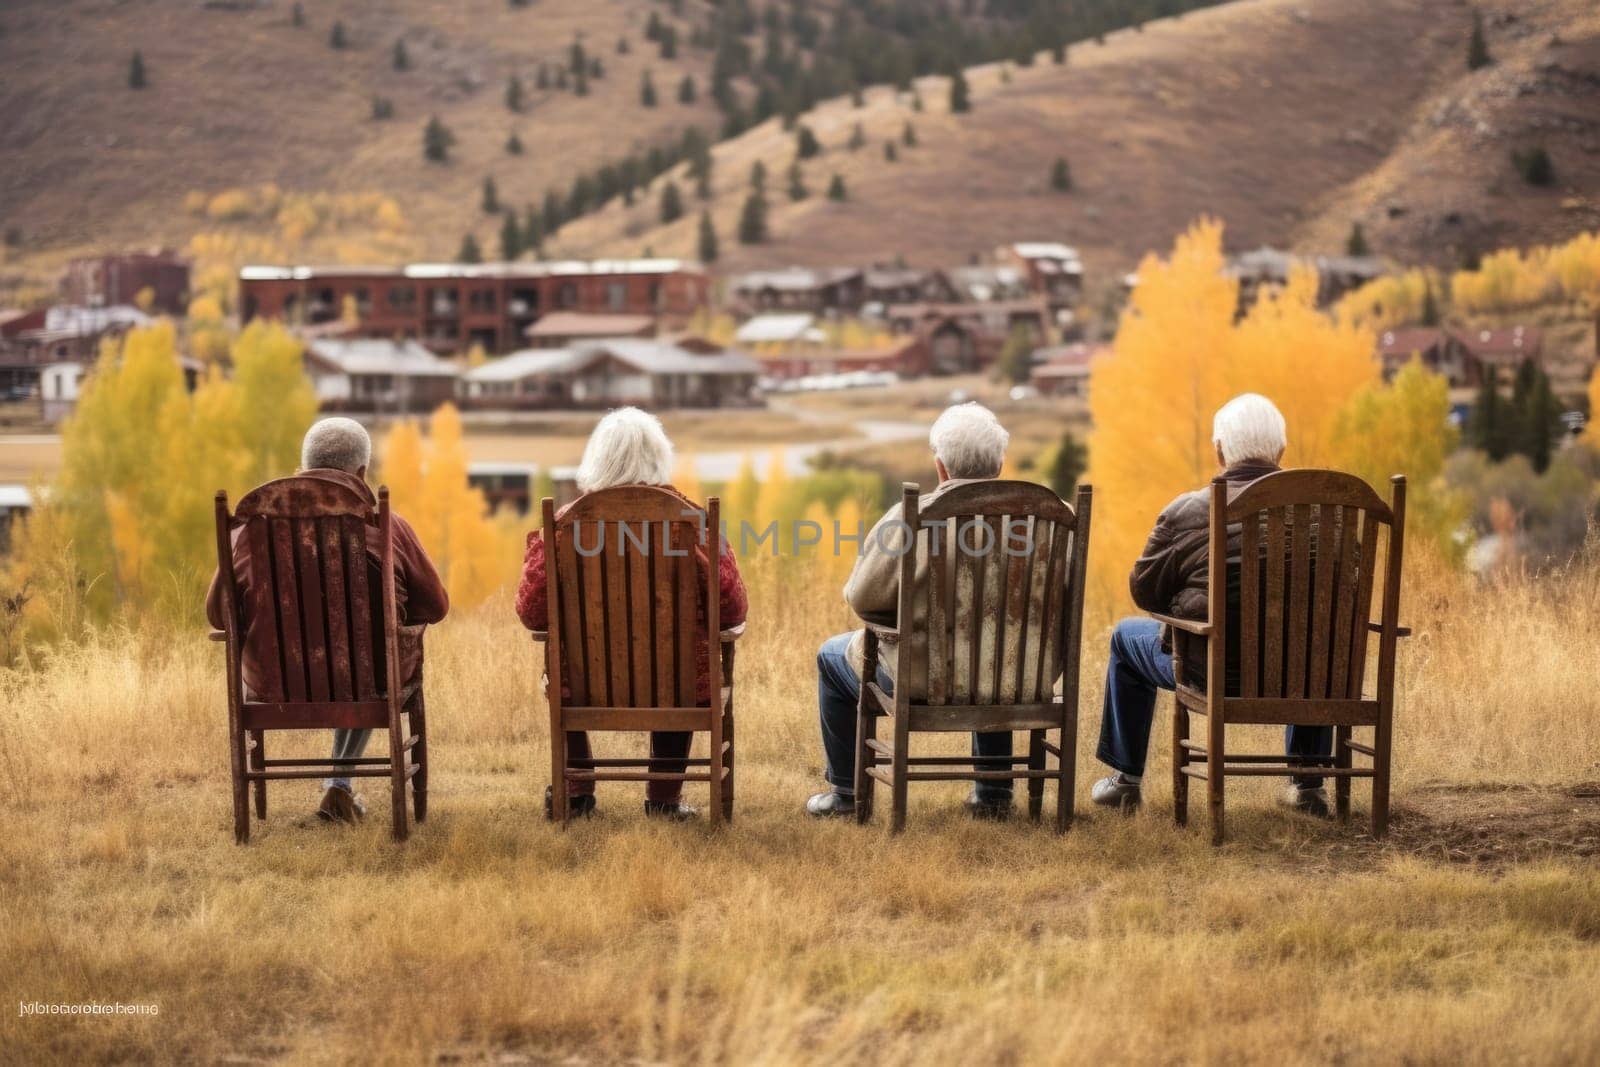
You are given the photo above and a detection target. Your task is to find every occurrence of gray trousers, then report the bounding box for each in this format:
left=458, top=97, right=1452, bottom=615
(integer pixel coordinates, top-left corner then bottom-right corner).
left=324, top=729, right=371, bottom=792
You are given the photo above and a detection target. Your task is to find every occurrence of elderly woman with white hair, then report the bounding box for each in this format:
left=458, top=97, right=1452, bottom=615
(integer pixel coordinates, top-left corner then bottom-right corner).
left=514, top=407, right=748, bottom=821
left=1090, top=393, right=1334, bottom=817
left=806, top=402, right=1018, bottom=821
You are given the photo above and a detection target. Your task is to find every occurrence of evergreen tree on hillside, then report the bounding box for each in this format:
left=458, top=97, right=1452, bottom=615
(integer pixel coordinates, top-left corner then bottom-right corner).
left=1420, top=279, right=1440, bottom=327
left=679, top=74, right=697, bottom=104
left=1049, top=431, right=1088, bottom=498
left=393, top=39, right=410, bottom=72
left=1346, top=222, right=1370, bottom=256
left=505, top=131, right=523, bottom=155
left=329, top=21, right=347, bottom=49
left=291, top=3, right=304, bottom=28
left=641, top=70, right=658, bottom=107
left=796, top=125, right=821, bottom=160
left=617, top=36, right=630, bottom=55
left=1052, top=41, right=1067, bottom=65
left=128, top=51, right=147, bottom=90
left=506, top=75, right=524, bottom=113
left=482, top=176, right=500, bottom=214
left=787, top=162, right=808, bottom=201
left=750, top=160, right=767, bottom=191
left=884, top=141, right=898, bottom=162
left=423, top=116, right=454, bottom=163
left=1467, top=9, right=1492, bottom=70
left=536, top=66, right=550, bottom=90
left=903, top=121, right=917, bottom=147
left=500, top=214, right=523, bottom=261
left=827, top=173, right=847, bottom=201
left=849, top=123, right=866, bottom=151
left=1468, top=367, right=1510, bottom=460
left=1512, top=146, right=1555, bottom=187
left=370, top=96, right=394, bottom=121
left=949, top=68, right=971, bottom=113
left=659, top=181, right=684, bottom=224
left=1510, top=358, right=1560, bottom=473
left=698, top=211, right=719, bottom=263
left=456, top=233, right=483, bottom=264
left=738, top=191, right=768, bottom=244
left=659, top=25, right=678, bottom=60
left=1051, top=157, right=1072, bottom=191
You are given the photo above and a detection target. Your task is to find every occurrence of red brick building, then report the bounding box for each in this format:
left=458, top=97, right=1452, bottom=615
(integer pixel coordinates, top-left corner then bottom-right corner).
left=60, top=250, right=190, bottom=315
left=238, top=260, right=710, bottom=355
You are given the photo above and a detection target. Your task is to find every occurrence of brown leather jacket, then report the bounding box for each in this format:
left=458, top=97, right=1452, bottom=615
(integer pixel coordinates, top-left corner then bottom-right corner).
left=204, top=469, right=448, bottom=697
left=1129, top=461, right=1279, bottom=685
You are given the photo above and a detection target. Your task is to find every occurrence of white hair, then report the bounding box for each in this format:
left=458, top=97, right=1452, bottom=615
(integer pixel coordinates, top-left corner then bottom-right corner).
left=1212, top=393, right=1287, bottom=466
left=301, top=417, right=372, bottom=474
left=576, top=407, right=675, bottom=492
left=929, top=402, right=1010, bottom=479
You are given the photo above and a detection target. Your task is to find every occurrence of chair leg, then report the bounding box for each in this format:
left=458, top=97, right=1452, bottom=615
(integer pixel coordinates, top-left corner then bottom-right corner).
left=549, top=719, right=569, bottom=827
left=1334, top=725, right=1352, bottom=824
left=708, top=717, right=725, bottom=830
left=388, top=714, right=408, bottom=843
left=1372, top=718, right=1393, bottom=839
left=231, top=726, right=250, bottom=845
left=721, top=705, right=735, bottom=824
left=249, top=729, right=266, bottom=820
left=411, top=693, right=429, bottom=823
left=890, top=712, right=909, bottom=835
left=1172, top=703, right=1189, bottom=828
left=855, top=701, right=876, bottom=825
left=1056, top=708, right=1077, bottom=835
left=1208, top=717, right=1225, bottom=847
left=1027, top=730, right=1045, bottom=823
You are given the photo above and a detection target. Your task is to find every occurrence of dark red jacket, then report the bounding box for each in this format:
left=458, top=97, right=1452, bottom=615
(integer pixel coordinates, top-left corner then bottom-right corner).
left=515, top=484, right=748, bottom=703
left=205, top=469, right=448, bottom=697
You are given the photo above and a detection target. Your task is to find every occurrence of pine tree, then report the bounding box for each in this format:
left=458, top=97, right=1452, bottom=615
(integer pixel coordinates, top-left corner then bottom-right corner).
left=903, top=121, right=917, bottom=147
left=849, top=123, right=865, bottom=151
left=589, top=57, right=604, bottom=79
left=1050, top=157, right=1072, bottom=191
left=884, top=141, right=898, bottom=162
left=329, top=21, right=347, bottom=49
left=370, top=96, right=394, bottom=120
left=949, top=68, right=971, bottom=113
left=1510, top=358, right=1559, bottom=472
left=738, top=191, right=768, bottom=244
left=1512, top=146, right=1555, bottom=187
left=678, top=74, right=697, bottom=104
left=787, top=162, right=807, bottom=201
left=128, top=51, right=147, bottom=90
left=499, top=213, right=523, bottom=260
left=506, top=75, right=524, bottom=112
left=291, top=3, right=304, bottom=28
left=482, top=176, right=500, bottom=214
left=423, top=116, right=454, bottom=162
left=522, top=206, right=544, bottom=254
left=617, top=36, right=630, bottom=55
left=1346, top=222, right=1370, bottom=256
left=697, top=211, right=719, bottom=263
left=536, top=65, right=550, bottom=90
left=392, top=39, right=410, bottom=71
left=659, top=25, right=678, bottom=59
left=641, top=70, right=658, bottom=107
left=996, top=325, right=1033, bottom=385
left=505, top=131, right=523, bottom=155
left=659, top=180, right=684, bottom=223
left=750, top=160, right=767, bottom=190
left=1052, top=41, right=1067, bottom=65
left=456, top=233, right=483, bottom=264
left=827, top=173, right=847, bottom=201
left=1048, top=431, right=1088, bottom=497
left=1467, top=9, right=1492, bottom=70
left=1420, top=278, right=1440, bottom=326
left=1468, top=367, right=1509, bottom=460
left=574, top=64, right=588, bottom=96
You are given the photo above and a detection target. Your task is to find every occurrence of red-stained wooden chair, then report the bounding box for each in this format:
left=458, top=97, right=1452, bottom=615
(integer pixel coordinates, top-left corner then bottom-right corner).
left=211, top=476, right=426, bottom=843
left=539, top=486, right=736, bottom=826
left=855, top=480, right=1093, bottom=834
left=1158, top=469, right=1409, bottom=845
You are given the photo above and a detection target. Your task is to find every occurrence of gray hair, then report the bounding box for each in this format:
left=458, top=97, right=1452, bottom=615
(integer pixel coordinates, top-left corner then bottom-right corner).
left=929, top=402, right=1010, bottom=479
left=576, top=407, right=674, bottom=492
left=301, top=417, right=372, bottom=474
left=1212, top=393, right=1287, bottom=466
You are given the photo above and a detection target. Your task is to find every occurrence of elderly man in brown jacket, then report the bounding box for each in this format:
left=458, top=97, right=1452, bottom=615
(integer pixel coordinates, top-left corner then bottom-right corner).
left=205, top=418, right=448, bottom=823
left=1090, top=394, right=1333, bottom=816
left=806, top=403, right=1017, bottom=820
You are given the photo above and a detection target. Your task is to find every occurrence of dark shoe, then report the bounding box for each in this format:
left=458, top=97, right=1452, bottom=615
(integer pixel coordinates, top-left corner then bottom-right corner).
left=1090, top=773, right=1142, bottom=811
left=644, top=799, right=699, bottom=821
left=805, top=790, right=857, bottom=818
left=965, top=790, right=1013, bottom=821
left=1282, top=785, right=1331, bottom=819
left=544, top=785, right=596, bottom=820
left=317, top=786, right=366, bottom=824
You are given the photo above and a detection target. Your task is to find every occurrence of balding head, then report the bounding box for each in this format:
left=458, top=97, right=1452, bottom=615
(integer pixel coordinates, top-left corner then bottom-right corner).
left=301, top=417, right=372, bottom=475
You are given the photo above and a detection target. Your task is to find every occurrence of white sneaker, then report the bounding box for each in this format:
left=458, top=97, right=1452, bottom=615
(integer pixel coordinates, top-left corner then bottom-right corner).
left=1281, top=784, right=1331, bottom=818
left=1090, top=773, right=1142, bottom=810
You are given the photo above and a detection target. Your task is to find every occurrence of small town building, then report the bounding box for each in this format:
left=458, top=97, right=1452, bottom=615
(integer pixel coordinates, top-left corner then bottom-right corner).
left=60, top=250, right=190, bottom=315
left=0, top=304, right=152, bottom=395
left=1377, top=325, right=1543, bottom=388
left=734, top=313, right=823, bottom=347
left=754, top=337, right=929, bottom=381
left=303, top=337, right=460, bottom=413
left=523, top=311, right=656, bottom=348
left=728, top=267, right=864, bottom=314
left=0, top=484, right=31, bottom=555
left=460, top=339, right=760, bottom=410
left=999, top=242, right=1085, bottom=310
left=1029, top=343, right=1101, bottom=398
left=1227, top=247, right=1385, bottom=313
left=887, top=300, right=1050, bottom=373
left=467, top=463, right=539, bottom=516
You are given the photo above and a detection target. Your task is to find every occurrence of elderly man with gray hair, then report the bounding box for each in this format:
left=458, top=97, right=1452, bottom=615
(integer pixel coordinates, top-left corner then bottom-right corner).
left=806, top=402, right=1017, bottom=820
left=205, top=417, right=448, bottom=824
left=1090, top=393, right=1333, bottom=816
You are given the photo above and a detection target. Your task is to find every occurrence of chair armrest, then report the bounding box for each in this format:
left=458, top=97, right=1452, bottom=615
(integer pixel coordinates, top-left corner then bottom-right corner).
left=208, top=630, right=227, bottom=643
left=1147, top=611, right=1211, bottom=637
left=720, top=622, right=747, bottom=642
left=864, top=621, right=900, bottom=642
left=529, top=630, right=547, bottom=643
left=1368, top=622, right=1413, bottom=637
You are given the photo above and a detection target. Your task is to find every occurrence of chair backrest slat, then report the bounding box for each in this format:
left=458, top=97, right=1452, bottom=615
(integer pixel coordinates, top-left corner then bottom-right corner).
left=222, top=476, right=389, bottom=705
left=908, top=480, right=1087, bottom=709
left=544, top=487, right=721, bottom=710
left=1220, top=469, right=1402, bottom=706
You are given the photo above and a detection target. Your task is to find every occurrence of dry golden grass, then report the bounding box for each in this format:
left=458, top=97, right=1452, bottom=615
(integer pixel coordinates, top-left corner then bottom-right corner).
left=3, top=547, right=1600, bottom=1064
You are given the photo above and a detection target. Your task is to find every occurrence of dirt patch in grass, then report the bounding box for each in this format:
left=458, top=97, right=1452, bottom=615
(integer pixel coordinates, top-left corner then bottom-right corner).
left=1392, top=782, right=1600, bottom=867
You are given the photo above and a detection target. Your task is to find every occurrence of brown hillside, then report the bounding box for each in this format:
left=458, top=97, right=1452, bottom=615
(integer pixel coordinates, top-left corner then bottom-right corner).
left=557, top=0, right=1600, bottom=276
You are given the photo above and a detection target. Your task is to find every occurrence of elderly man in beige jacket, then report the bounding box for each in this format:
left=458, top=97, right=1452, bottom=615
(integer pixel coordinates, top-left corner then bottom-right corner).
left=805, top=402, right=1017, bottom=820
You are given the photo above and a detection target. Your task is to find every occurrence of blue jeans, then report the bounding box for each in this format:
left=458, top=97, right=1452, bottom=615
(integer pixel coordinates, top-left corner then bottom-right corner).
left=817, top=632, right=1014, bottom=801
left=1095, top=618, right=1332, bottom=789
left=324, top=728, right=369, bottom=793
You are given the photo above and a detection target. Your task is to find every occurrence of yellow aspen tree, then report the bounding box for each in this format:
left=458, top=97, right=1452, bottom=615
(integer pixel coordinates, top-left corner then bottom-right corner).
left=229, top=321, right=318, bottom=488
left=670, top=457, right=705, bottom=507
left=379, top=421, right=427, bottom=514
left=1586, top=364, right=1600, bottom=449
left=725, top=454, right=761, bottom=531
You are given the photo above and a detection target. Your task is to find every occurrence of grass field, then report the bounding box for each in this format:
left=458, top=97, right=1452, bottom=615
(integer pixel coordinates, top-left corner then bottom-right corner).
left=3, top=546, right=1599, bottom=1064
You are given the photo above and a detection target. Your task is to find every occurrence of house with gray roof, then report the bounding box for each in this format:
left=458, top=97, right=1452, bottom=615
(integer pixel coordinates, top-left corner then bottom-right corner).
left=461, top=338, right=760, bottom=410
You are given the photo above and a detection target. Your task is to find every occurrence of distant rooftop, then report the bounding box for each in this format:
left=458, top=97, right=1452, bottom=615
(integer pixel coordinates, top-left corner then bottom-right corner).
left=305, top=337, right=460, bottom=377
left=241, top=259, right=699, bottom=282
left=734, top=313, right=819, bottom=344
